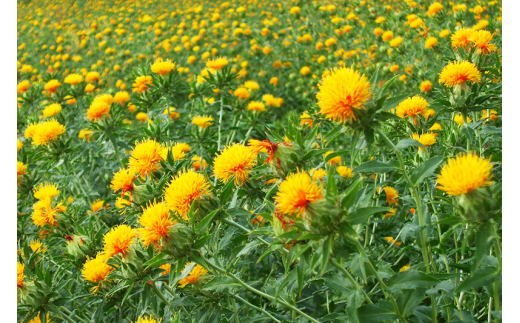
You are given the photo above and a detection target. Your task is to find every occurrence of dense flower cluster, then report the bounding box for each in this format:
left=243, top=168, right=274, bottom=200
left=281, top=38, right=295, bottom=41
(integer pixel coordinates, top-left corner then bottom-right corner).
left=16, top=0, right=502, bottom=322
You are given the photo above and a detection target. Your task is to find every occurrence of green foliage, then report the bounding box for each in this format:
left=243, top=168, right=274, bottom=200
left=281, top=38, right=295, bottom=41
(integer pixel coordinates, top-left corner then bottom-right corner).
left=17, top=0, right=502, bottom=322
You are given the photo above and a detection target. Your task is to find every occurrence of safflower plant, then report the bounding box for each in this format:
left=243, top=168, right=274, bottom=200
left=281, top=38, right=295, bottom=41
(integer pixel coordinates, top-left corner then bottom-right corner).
left=17, top=0, right=502, bottom=323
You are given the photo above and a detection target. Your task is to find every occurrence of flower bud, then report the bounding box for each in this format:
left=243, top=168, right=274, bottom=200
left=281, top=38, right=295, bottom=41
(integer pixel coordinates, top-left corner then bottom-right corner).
left=66, top=235, right=90, bottom=258
left=458, top=187, right=497, bottom=222
left=163, top=223, right=195, bottom=258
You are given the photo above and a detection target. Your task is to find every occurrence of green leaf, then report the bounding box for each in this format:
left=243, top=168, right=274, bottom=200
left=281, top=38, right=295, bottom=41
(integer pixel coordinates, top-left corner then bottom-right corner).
left=354, top=160, right=400, bottom=173
left=297, top=260, right=305, bottom=297
left=426, top=280, right=455, bottom=297
left=297, top=233, right=322, bottom=241
left=387, top=270, right=440, bottom=292
left=381, top=93, right=410, bottom=111
left=480, top=126, right=501, bottom=135
left=432, top=216, right=463, bottom=225
left=257, top=242, right=284, bottom=263
left=325, top=150, right=348, bottom=162
left=378, top=75, right=399, bottom=99
left=203, top=277, right=241, bottom=293
left=411, top=156, right=444, bottom=186
left=358, top=301, right=398, bottom=322
left=320, top=235, right=334, bottom=274
left=347, top=289, right=364, bottom=323
left=395, top=138, right=425, bottom=150
left=188, top=199, right=197, bottom=225
left=397, top=288, right=426, bottom=318
left=461, top=125, right=475, bottom=146
left=413, top=306, right=433, bottom=323
left=350, top=253, right=368, bottom=283
left=219, top=179, right=236, bottom=203
left=236, top=240, right=263, bottom=258
left=278, top=230, right=300, bottom=240
left=225, top=208, right=252, bottom=217
left=364, top=128, right=375, bottom=147
left=92, top=299, right=105, bottom=322
left=121, top=282, right=136, bottom=307
left=401, top=222, right=421, bottom=242
left=474, top=223, right=494, bottom=270
left=346, top=206, right=391, bottom=224
left=301, top=148, right=330, bottom=162
left=369, top=66, right=380, bottom=89
left=194, top=235, right=211, bottom=249
left=195, top=209, right=219, bottom=234
left=376, top=111, right=402, bottom=121
left=455, top=266, right=498, bottom=293
left=143, top=252, right=169, bottom=270
left=339, top=222, right=360, bottom=240
left=341, top=177, right=364, bottom=209
left=326, top=166, right=337, bottom=197
left=44, top=267, right=52, bottom=287
left=324, top=274, right=355, bottom=297
left=323, top=124, right=346, bottom=142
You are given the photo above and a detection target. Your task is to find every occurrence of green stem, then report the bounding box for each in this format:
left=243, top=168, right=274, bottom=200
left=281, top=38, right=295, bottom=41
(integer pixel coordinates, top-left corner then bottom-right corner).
left=364, top=215, right=372, bottom=248
left=461, top=108, right=471, bottom=152
left=331, top=259, right=373, bottom=305
left=493, top=229, right=501, bottom=319
left=64, top=160, right=92, bottom=205
left=243, top=126, right=254, bottom=142
left=229, top=296, right=240, bottom=323
left=151, top=282, right=175, bottom=312
left=350, top=130, right=359, bottom=167
left=375, top=127, right=437, bottom=323
left=376, top=128, right=431, bottom=272
left=233, top=294, right=281, bottom=323
left=60, top=307, right=88, bottom=323
left=204, top=259, right=320, bottom=323
left=53, top=308, right=77, bottom=323
left=343, top=236, right=405, bottom=322
left=221, top=217, right=286, bottom=253
left=217, top=98, right=224, bottom=151
left=109, top=134, right=124, bottom=167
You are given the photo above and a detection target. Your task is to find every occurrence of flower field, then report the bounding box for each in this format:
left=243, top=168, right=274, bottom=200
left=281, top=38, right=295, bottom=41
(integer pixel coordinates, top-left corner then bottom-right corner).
left=16, top=0, right=502, bottom=322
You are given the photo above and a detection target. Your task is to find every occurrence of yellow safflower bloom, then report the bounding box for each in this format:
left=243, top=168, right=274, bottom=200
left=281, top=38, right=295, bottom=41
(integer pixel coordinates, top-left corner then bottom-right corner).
left=451, top=28, right=475, bottom=48
left=336, top=166, right=353, bottom=178
left=44, top=79, right=61, bottom=93
left=206, top=57, right=228, bottom=70
left=102, top=224, right=137, bottom=259
left=412, top=133, right=437, bottom=150
left=87, top=101, right=110, bottom=121
left=396, top=95, right=429, bottom=122
left=178, top=263, right=209, bottom=288
left=317, top=67, right=371, bottom=123
left=213, top=143, right=257, bottom=185
left=425, top=37, right=438, bottom=49
left=137, top=201, right=177, bottom=247
left=247, top=101, right=266, bottom=112
left=113, top=91, right=130, bottom=104
left=164, top=170, right=210, bottom=220
left=275, top=171, right=323, bottom=216
left=110, top=168, right=136, bottom=194
left=420, top=80, right=433, bottom=92
left=42, top=103, right=62, bottom=118
left=64, top=73, right=84, bottom=85
left=82, top=253, right=114, bottom=284
left=383, top=186, right=399, bottom=205
left=151, top=58, right=176, bottom=75
left=128, top=139, right=167, bottom=178
left=191, top=115, right=214, bottom=128
left=439, top=61, right=481, bottom=87
left=437, top=153, right=493, bottom=195
left=32, top=120, right=66, bottom=146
